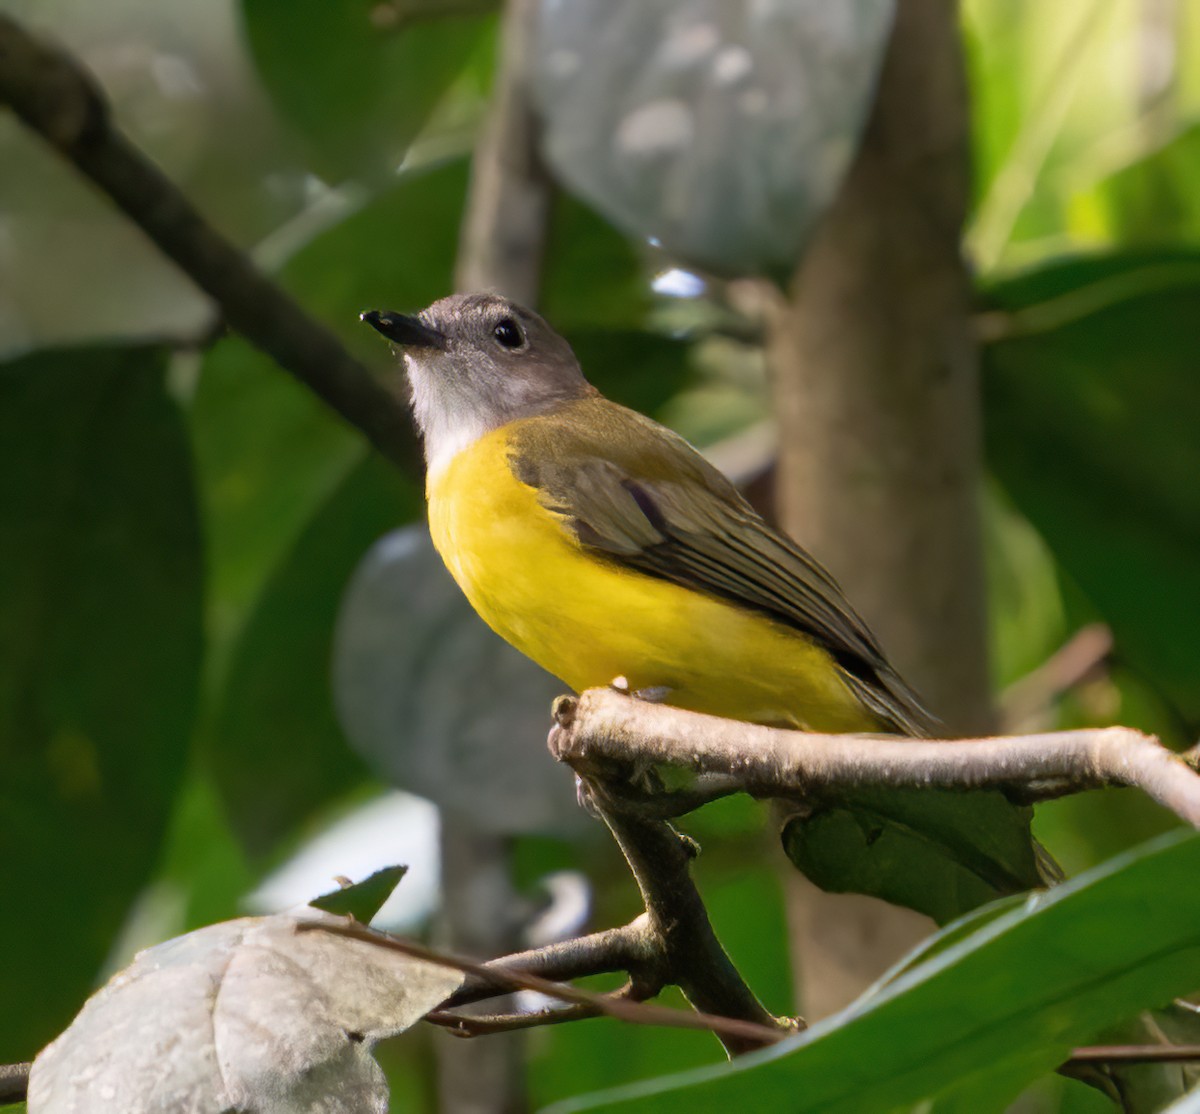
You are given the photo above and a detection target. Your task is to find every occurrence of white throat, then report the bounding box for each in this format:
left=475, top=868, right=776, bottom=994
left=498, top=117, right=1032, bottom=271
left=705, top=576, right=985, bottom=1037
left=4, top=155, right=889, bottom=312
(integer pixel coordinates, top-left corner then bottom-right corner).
left=407, top=354, right=493, bottom=482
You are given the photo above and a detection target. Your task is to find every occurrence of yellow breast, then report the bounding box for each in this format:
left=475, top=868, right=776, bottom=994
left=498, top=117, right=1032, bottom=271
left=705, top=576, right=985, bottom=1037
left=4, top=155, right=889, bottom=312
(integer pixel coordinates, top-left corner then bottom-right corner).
left=426, top=423, right=873, bottom=731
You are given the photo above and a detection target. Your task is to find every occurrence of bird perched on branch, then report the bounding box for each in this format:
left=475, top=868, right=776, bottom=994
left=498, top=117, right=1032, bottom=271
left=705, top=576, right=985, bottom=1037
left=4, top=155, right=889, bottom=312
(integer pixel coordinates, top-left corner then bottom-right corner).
left=363, top=291, right=930, bottom=738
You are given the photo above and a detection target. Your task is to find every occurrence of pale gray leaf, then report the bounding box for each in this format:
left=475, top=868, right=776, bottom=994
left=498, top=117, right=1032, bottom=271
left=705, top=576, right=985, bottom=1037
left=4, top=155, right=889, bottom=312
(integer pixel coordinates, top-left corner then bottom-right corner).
left=28, top=909, right=462, bottom=1113
left=534, top=0, right=895, bottom=276
left=333, top=526, right=585, bottom=835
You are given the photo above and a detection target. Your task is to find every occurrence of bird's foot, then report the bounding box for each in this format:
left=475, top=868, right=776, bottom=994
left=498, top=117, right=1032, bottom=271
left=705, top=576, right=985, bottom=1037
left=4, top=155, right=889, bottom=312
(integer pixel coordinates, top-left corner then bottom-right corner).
left=609, top=675, right=673, bottom=704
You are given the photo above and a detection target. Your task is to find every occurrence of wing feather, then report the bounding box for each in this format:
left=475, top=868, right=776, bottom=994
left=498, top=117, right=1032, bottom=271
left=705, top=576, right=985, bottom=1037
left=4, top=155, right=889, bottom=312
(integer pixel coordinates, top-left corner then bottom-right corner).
left=510, top=400, right=932, bottom=735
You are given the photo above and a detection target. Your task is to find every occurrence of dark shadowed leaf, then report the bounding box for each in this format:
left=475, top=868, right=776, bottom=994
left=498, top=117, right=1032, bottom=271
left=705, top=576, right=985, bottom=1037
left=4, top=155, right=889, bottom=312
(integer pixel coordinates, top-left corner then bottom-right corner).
left=192, top=161, right=467, bottom=650
left=0, top=346, right=202, bottom=1060
left=782, top=788, right=1042, bottom=925
left=567, top=330, right=693, bottom=418
left=241, top=0, right=494, bottom=180
left=533, top=0, right=894, bottom=277
left=983, top=251, right=1200, bottom=730
left=548, top=831, right=1200, bottom=1114
left=210, top=454, right=420, bottom=856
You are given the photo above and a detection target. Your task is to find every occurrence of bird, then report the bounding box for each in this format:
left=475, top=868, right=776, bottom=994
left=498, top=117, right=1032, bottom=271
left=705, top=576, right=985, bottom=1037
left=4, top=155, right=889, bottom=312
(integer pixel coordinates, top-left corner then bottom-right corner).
left=362, top=291, right=931, bottom=738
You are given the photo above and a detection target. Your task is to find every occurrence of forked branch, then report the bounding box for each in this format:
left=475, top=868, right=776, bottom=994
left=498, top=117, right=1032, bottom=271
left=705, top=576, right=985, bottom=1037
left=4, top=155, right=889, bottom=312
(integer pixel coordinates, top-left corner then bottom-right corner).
left=551, top=687, right=1200, bottom=826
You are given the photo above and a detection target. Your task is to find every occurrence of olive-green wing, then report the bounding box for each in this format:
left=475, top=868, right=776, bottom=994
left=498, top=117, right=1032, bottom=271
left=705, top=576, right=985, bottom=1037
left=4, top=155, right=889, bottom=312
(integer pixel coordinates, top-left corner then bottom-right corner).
left=509, top=399, right=932, bottom=735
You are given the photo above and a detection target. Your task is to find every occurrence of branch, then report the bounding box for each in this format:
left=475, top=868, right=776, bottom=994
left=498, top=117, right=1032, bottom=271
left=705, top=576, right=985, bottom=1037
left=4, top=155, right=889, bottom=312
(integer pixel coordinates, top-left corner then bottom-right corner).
left=453, top=0, right=551, bottom=303
left=427, top=1002, right=605, bottom=1038
left=590, top=797, right=787, bottom=1056
left=1069, top=1044, right=1200, bottom=1065
left=301, top=919, right=786, bottom=1050
left=0, top=13, right=419, bottom=472
left=0, top=1061, right=29, bottom=1105
left=552, top=688, right=1200, bottom=827
left=444, top=919, right=657, bottom=1008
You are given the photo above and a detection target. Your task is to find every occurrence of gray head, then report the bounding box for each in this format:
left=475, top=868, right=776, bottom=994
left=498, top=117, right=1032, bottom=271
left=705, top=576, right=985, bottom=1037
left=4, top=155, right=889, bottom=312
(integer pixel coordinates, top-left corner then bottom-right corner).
left=362, top=292, right=593, bottom=476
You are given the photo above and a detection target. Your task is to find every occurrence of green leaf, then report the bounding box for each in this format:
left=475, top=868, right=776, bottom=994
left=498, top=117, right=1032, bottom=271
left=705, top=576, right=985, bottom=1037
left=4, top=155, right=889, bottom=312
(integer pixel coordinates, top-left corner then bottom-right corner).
left=1096, top=122, right=1200, bottom=246
left=209, top=453, right=421, bottom=856
left=782, top=788, right=1042, bottom=925
left=566, top=330, right=692, bottom=419
left=192, top=160, right=467, bottom=652
left=193, top=334, right=365, bottom=656
left=241, top=0, right=494, bottom=181
left=983, top=251, right=1200, bottom=729
left=310, top=865, right=409, bottom=921
left=546, top=830, right=1200, bottom=1114
left=0, top=346, right=202, bottom=1059
left=542, top=195, right=657, bottom=331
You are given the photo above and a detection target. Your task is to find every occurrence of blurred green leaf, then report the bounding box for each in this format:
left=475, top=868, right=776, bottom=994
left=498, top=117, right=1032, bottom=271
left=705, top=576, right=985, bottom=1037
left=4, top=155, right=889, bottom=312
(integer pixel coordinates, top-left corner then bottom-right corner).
left=158, top=769, right=256, bottom=932
left=192, top=160, right=467, bottom=652
left=192, top=335, right=365, bottom=654
left=548, top=830, right=1200, bottom=1114
left=0, top=346, right=202, bottom=1059
left=311, top=864, right=408, bottom=921
left=983, top=480, right=1069, bottom=692
left=241, top=0, right=494, bottom=181
left=983, top=250, right=1200, bottom=730
left=567, top=330, right=692, bottom=418
left=210, top=453, right=420, bottom=856
left=782, top=789, right=1041, bottom=925
left=1097, top=123, right=1200, bottom=247
left=542, top=195, right=656, bottom=330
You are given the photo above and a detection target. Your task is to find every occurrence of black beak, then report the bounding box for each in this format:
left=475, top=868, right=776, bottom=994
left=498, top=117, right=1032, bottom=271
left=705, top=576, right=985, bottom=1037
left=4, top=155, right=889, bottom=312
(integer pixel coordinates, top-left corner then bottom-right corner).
left=361, top=309, right=447, bottom=349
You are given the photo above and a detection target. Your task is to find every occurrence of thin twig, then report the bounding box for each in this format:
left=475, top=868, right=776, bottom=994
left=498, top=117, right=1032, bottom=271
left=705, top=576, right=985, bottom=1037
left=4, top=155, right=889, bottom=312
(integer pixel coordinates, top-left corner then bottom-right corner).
left=552, top=688, right=1200, bottom=826
left=299, top=918, right=789, bottom=1048
left=427, top=1002, right=604, bottom=1038
left=1069, top=1044, right=1200, bottom=1065
left=0, top=1061, right=29, bottom=1104
left=1002, top=623, right=1113, bottom=732
left=0, top=14, right=419, bottom=472
left=444, top=919, right=657, bottom=1008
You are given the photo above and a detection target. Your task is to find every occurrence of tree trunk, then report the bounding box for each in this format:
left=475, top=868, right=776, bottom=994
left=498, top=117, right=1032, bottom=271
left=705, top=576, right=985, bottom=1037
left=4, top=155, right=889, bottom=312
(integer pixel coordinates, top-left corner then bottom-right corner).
left=767, top=0, right=991, bottom=1018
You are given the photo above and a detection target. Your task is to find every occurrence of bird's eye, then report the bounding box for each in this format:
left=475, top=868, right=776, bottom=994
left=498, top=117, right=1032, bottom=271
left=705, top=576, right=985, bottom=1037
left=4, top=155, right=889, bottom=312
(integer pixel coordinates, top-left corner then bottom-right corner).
left=492, top=317, right=525, bottom=349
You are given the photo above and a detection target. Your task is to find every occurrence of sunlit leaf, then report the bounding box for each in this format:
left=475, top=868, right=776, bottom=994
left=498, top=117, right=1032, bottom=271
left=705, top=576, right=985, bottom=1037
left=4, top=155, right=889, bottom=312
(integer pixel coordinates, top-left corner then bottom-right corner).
left=548, top=831, right=1200, bottom=1114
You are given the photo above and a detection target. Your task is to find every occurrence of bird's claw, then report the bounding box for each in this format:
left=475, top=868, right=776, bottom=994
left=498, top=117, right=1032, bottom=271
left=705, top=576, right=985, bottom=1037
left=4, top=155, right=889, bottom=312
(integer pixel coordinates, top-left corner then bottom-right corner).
left=608, top=676, right=673, bottom=704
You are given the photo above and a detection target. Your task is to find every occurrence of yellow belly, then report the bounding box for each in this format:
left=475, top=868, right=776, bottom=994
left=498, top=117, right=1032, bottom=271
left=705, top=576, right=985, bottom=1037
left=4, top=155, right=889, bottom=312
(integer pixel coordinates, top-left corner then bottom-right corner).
left=427, top=425, right=874, bottom=731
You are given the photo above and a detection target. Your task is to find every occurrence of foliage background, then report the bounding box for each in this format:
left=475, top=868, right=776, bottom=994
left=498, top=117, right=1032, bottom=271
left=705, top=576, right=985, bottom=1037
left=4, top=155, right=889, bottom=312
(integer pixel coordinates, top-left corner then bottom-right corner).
left=1, top=1, right=1199, bottom=1111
